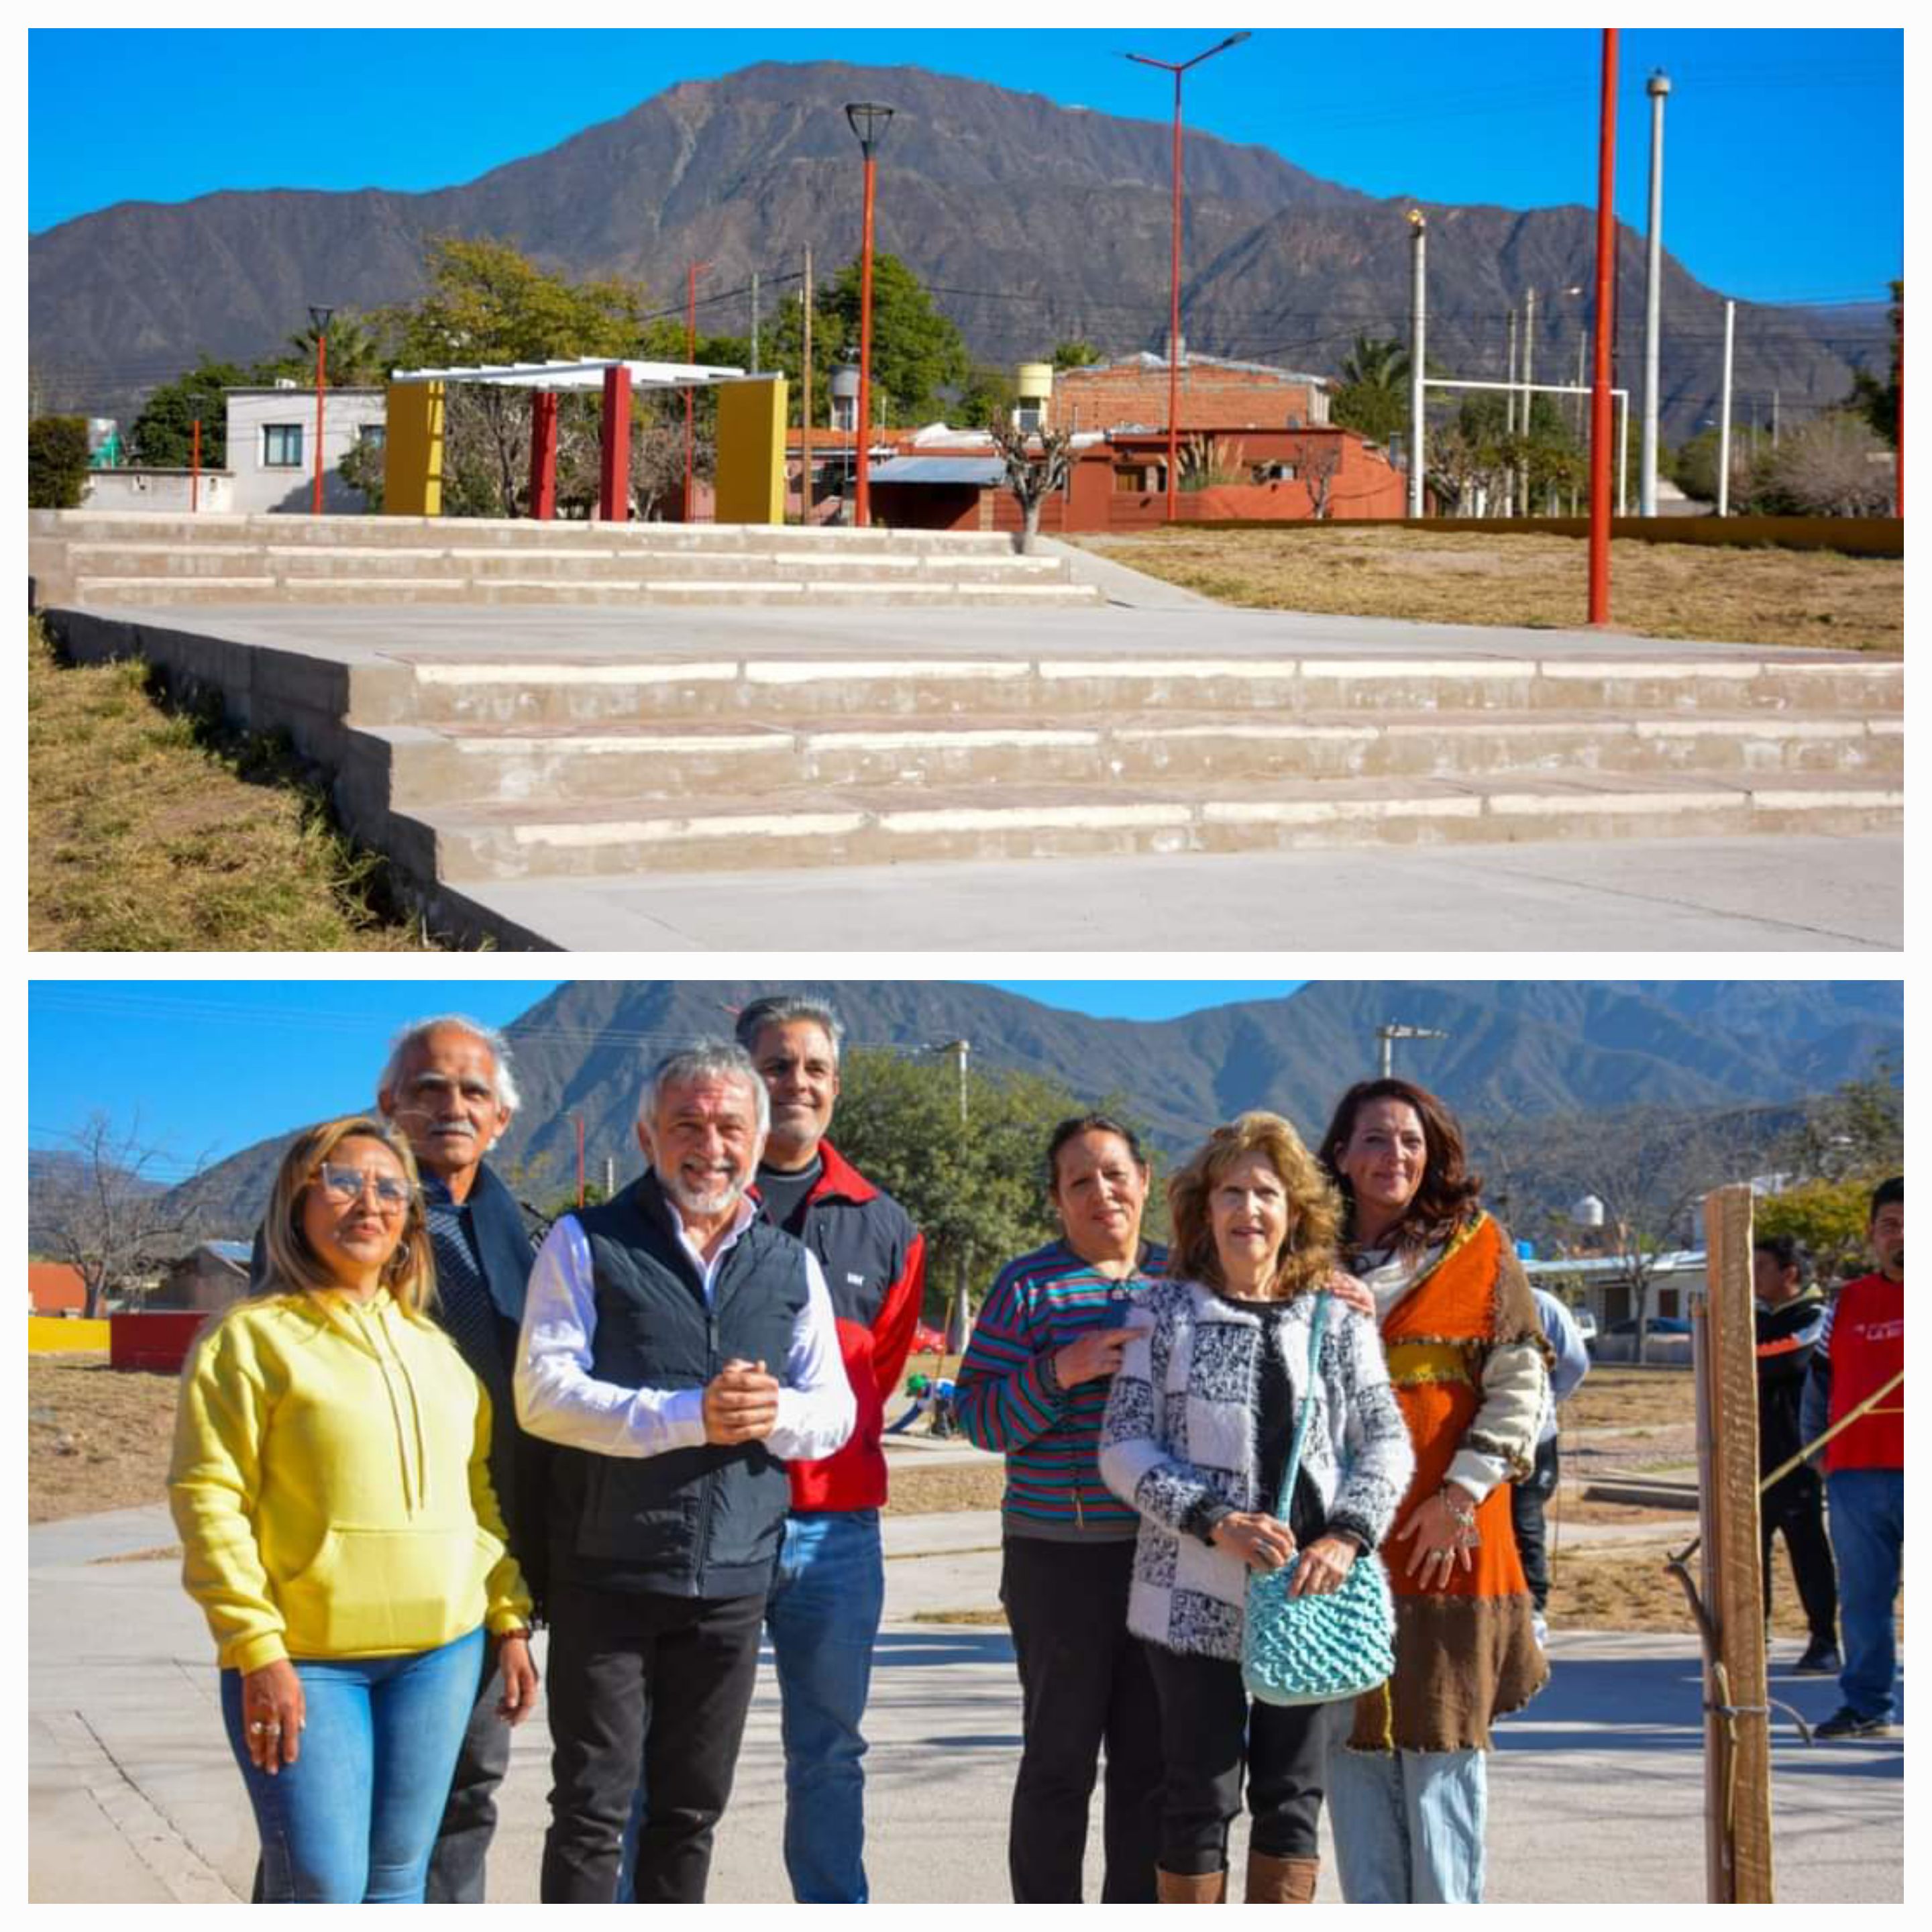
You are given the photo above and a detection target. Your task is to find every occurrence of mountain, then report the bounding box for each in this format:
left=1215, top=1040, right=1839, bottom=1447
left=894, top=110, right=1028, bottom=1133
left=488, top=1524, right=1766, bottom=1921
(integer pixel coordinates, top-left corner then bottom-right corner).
left=154, top=979, right=1901, bottom=1237
left=30, top=60, right=1876, bottom=443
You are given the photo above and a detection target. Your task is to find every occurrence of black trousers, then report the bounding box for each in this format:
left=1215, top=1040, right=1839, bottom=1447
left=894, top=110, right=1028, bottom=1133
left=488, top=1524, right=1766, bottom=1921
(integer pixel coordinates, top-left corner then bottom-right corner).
left=1142, top=1642, right=1344, bottom=1875
left=1512, top=1436, right=1560, bottom=1615
left=1761, top=1465, right=1839, bottom=1646
left=539, top=1579, right=765, bottom=1903
left=250, top=1652, right=512, bottom=1904
left=999, top=1536, right=1163, bottom=1902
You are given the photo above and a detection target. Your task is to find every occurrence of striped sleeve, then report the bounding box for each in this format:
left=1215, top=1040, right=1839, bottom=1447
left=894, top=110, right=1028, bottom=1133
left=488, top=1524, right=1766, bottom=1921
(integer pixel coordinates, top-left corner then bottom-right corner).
left=953, top=1255, right=1068, bottom=1454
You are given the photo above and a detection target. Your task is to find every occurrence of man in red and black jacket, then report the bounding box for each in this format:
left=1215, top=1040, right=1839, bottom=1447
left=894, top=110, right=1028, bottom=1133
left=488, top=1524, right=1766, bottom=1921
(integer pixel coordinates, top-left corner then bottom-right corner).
left=734, top=994, right=926, bottom=1901
left=1801, top=1175, right=1904, bottom=1739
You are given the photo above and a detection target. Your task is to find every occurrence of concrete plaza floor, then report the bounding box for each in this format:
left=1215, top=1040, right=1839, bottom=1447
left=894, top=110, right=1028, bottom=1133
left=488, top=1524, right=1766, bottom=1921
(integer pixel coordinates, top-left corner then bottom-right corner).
left=30, top=1479, right=1902, bottom=1906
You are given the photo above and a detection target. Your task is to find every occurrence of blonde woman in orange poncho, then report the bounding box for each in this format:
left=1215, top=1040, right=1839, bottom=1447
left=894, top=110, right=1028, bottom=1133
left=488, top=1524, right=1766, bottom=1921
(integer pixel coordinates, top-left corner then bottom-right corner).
left=1315, top=1079, right=1550, bottom=1904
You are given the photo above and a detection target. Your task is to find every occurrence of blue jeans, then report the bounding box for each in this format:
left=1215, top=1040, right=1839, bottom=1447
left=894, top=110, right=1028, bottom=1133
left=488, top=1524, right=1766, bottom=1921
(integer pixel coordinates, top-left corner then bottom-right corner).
left=1326, top=1746, right=1487, bottom=1903
left=1827, top=1467, right=1904, bottom=1720
left=616, top=1511, right=884, bottom=1903
left=221, top=1626, right=486, bottom=1903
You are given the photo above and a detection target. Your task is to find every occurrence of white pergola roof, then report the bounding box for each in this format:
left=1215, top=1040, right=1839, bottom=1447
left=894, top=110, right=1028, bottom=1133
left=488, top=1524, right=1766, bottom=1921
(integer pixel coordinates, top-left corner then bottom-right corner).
left=388, top=358, right=749, bottom=392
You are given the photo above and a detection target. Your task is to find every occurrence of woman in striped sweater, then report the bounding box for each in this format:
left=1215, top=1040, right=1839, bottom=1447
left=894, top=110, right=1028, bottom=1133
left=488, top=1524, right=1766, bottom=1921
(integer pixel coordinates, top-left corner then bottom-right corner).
left=954, top=1114, right=1167, bottom=1904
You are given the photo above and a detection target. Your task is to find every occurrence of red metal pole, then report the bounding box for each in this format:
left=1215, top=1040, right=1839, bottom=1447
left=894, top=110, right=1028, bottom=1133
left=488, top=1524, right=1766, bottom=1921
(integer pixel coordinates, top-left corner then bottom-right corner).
left=1895, top=293, right=1903, bottom=517
left=190, top=417, right=201, bottom=513
left=856, top=151, right=878, bottom=527
left=576, top=1115, right=586, bottom=1209
left=1167, top=68, right=1184, bottom=523
left=311, top=329, right=328, bottom=516
left=1588, top=29, right=1619, bottom=627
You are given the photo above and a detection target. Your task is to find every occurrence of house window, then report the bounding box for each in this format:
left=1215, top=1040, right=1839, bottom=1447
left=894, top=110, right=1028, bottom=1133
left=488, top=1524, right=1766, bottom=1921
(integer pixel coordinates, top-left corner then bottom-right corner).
left=262, top=423, right=304, bottom=468
left=357, top=424, right=386, bottom=450
left=1015, top=403, right=1043, bottom=433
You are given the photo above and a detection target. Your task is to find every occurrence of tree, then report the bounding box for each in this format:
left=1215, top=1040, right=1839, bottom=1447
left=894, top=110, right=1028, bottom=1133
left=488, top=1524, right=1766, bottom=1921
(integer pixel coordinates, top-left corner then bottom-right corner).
left=251, top=311, right=392, bottom=391
left=1051, top=339, right=1101, bottom=370
left=814, top=253, right=971, bottom=427
left=1755, top=1180, right=1882, bottom=1289
left=1780, top=1051, right=1902, bottom=1183
left=953, top=364, right=1014, bottom=430
left=1330, top=335, right=1412, bottom=445
left=1297, top=439, right=1343, bottom=519
left=1761, top=411, right=1896, bottom=517
left=376, top=235, right=651, bottom=518
left=828, top=1049, right=1091, bottom=1328
left=1845, top=279, right=1901, bottom=447
left=986, top=418, right=1077, bottom=552
left=28, top=416, right=91, bottom=508
left=129, top=357, right=253, bottom=468
left=29, top=1114, right=216, bottom=1318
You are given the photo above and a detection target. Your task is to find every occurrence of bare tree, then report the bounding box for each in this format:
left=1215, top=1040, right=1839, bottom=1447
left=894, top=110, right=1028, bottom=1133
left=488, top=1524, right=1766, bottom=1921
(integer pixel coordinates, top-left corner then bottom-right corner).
left=1766, top=412, right=1896, bottom=517
left=985, top=419, right=1078, bottom=554
left=1297, top=439, right=1343, bottom=520
left=30, top=1113, right=217, bottom=1318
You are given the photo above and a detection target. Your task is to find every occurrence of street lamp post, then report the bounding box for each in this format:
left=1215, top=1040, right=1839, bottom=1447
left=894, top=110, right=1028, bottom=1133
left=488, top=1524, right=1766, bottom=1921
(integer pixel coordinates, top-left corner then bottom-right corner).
left=845, top=102, right=895, bottom=528
left=1126, top=32, right=1251, bottom=523
left=684, top=260, right=712, bottom=523
left=308, top=305, right=333, bottom=516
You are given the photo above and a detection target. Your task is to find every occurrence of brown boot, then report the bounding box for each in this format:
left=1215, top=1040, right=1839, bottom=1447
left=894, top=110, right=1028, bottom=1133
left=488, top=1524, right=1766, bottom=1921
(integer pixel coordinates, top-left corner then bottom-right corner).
left=1245, top=1851, right=1320, bottom=1903
left=1158, top=1866, right=1229, bottom=1902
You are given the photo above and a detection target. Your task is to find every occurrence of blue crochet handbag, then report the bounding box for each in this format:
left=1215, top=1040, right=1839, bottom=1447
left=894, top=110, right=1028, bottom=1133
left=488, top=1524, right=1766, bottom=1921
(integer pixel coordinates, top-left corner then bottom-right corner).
left=1240, top=1291, right=1396, bottom=1707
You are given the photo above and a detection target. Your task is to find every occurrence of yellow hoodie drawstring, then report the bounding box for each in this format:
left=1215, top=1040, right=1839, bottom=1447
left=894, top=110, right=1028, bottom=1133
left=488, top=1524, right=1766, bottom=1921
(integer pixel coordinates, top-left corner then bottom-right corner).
left=347, top=1295, right=429, bottom=1517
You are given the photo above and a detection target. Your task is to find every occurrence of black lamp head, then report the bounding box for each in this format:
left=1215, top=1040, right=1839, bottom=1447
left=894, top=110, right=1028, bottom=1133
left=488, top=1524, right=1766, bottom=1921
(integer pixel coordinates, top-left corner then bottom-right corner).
left=844, top=102, right=895, bottom=158
left=308, top=305, right=335, bottom=335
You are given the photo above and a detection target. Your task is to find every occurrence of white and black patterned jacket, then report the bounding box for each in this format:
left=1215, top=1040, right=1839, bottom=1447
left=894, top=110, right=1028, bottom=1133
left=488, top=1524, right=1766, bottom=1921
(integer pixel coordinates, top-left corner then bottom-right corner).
left=1098, top=1277, right=1415, bottom=1663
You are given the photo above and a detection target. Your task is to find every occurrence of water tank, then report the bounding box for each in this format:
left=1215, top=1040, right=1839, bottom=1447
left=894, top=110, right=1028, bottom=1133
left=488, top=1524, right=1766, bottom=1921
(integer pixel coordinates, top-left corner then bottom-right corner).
left=1014, top=363, right=1053, bottom=402
left=1570, top=1194, right=1606, bottom=1228
left=829, top=364, right=861, bottom=404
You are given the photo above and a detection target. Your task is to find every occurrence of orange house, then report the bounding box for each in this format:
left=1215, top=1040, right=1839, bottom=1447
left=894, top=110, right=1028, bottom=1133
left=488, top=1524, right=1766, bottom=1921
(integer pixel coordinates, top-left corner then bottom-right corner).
left=29, top=1263, right=87, bottom=1315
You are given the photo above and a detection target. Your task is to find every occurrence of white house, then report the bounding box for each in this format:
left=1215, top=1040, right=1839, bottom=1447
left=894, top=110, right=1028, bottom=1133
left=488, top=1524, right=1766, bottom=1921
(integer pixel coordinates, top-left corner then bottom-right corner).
left=223, top=384, right=387, bottom=513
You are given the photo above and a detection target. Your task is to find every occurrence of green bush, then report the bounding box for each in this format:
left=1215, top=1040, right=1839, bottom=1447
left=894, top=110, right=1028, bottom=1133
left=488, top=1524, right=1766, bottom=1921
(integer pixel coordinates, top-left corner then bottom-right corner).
left=28, top=417, right=91, bottom=509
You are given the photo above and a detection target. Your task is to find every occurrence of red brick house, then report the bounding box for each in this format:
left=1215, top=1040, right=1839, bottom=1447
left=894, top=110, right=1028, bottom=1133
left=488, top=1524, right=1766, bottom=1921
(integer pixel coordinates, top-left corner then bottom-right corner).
left=1053, top=350, right=1332, bottom=436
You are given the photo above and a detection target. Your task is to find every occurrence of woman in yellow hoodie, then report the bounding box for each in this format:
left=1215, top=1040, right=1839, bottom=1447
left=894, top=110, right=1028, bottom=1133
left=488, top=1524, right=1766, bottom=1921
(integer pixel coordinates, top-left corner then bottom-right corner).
left=170, top=1116, right=537, bottom=1903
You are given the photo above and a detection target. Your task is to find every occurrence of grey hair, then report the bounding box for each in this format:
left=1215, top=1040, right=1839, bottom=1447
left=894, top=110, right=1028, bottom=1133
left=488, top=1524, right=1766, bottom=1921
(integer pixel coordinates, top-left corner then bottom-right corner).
left=733, top=994, right=845, bottom=1063
left=637, top=1040, right=771, bottom=1135
left=378, top=1014, right=522, bottom=1114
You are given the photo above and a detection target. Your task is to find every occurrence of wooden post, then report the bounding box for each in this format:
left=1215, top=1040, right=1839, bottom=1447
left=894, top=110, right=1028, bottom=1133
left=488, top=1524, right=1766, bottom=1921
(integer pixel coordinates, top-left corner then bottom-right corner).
left=1696, top=1183, right=1775, bottom=1902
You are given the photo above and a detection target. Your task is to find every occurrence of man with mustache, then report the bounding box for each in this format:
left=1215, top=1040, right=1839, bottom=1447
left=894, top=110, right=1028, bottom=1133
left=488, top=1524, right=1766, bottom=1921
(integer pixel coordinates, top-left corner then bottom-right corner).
left=516, top=1042, right=855, bottom=1902
left=246, top=1014, right=544, bottom=1903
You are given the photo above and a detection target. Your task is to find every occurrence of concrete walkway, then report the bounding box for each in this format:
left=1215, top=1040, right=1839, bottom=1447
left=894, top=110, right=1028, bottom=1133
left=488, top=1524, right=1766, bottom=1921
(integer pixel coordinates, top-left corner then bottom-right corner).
left=31, top=1497, right=1901, bottom=1904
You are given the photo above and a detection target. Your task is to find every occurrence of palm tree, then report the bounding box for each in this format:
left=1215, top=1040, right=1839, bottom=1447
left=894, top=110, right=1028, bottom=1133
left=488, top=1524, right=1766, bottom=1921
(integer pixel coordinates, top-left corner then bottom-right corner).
left=1331, top=335, right=1412, bottom=443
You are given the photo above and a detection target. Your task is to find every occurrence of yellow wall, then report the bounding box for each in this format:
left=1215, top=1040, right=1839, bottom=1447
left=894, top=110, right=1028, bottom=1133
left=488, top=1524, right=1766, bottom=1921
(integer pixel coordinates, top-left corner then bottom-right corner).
left=29, top=1316, right=111, bottom=1352
left=714, top=377, right=788, bottom=525
left=384, top=382, right=445, bottom=517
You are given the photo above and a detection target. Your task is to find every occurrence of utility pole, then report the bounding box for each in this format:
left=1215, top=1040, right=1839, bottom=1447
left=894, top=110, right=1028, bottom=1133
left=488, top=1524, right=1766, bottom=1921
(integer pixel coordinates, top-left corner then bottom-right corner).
left=1375, top=1021, right=1448, bottom=1079
left=1407, top=210, right=1428, bottom=518
left=934, top=1039, right=973, bottom=1352
left=1521, top=286, right=1537, bottom=517
left=749, top=270, right=760, bottom=374
left=800, top=246, right=814, bottom=527
left=1641, top=70, right=1670, bottom=518
left=1772, top=388, right=1780, bottom=447
left=1505, top=307, right=1519, bottom=437
left=1717, top=299, right=1736, bottom=519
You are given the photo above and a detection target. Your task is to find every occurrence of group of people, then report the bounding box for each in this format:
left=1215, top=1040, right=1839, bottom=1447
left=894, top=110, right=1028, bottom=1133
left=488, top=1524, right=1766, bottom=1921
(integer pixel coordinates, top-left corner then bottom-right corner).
left=165, top=1001, right=1904, bottom=1905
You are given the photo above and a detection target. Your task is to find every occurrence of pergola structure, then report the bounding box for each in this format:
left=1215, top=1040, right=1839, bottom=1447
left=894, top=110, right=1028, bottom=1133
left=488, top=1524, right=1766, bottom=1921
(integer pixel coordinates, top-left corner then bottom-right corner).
left=383, top=358, right=788, bottom=524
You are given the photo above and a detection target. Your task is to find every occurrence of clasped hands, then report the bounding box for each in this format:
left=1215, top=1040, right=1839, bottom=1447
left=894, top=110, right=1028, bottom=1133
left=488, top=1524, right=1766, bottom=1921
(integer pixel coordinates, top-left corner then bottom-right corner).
left=1210, top=1512, right=1358, bottom=1596
left=1393, top=1487, right=1482, bottom=1591
left=702, top=1356, right=782, bottom=1444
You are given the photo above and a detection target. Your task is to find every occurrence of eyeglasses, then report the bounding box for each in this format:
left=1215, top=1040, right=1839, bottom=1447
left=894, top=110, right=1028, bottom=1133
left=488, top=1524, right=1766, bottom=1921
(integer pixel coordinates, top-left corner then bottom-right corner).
left=315, top=1165, right=415, bottom=1211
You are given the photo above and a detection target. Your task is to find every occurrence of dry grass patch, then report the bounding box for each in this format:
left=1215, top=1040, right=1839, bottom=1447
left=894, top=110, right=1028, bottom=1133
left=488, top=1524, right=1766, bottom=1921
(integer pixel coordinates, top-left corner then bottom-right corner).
left=28, top=1355, right=179, bottom=1523
left=884, top=1461, right=1006, bottom=1517
left=1564, top=1367, right=1696, bottom=1434
left=29, top=621, right=449, bottom=951
left=1096, top=525, right=1902, bottom=653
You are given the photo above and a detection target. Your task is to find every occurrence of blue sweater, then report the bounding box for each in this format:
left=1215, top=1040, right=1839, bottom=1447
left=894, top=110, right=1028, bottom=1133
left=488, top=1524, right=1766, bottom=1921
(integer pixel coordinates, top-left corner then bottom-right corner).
left=954, top=1239, right=1167, bottom=1541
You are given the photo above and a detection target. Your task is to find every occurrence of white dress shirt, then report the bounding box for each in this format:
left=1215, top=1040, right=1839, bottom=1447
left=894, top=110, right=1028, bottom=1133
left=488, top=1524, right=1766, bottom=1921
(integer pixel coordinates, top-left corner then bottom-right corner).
left=515, top=1187, right=855, bottom=1464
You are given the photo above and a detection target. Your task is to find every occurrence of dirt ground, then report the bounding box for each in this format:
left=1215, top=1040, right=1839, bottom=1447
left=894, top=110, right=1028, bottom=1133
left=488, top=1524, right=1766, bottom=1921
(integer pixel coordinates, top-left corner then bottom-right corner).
left=1091, top=525, right=1902, bottom=654
left=28, top=1355, right=180, bottom=1524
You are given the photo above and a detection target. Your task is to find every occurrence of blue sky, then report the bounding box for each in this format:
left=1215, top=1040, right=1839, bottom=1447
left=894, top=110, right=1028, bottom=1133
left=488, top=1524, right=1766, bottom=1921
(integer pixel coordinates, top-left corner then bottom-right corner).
left=27, top=979, right=1305, bottom=1172
left=27, top=28, right=1901, bottom=308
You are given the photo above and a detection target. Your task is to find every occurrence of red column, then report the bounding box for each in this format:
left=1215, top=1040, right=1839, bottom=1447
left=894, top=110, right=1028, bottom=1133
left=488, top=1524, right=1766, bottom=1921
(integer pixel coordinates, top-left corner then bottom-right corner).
left=529, top=391, right=559, bottom=520
left=1587, top=30, right=1619, bottom=626
left=599, top=365, right=631, bottom=523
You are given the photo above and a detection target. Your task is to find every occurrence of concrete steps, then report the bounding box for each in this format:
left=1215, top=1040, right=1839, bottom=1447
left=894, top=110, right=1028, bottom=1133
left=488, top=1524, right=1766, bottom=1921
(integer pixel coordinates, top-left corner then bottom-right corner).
left=390, top=770, right=1904, bottom=884
left=34, top=512, right=1102, bottom=609
left=354, top=707, right=1903, bottom=810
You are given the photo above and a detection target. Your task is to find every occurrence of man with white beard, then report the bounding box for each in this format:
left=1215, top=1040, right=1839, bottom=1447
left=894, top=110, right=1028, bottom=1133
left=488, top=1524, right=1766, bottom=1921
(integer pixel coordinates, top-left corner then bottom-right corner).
left=515, top=1042, right=855, bottom=1902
